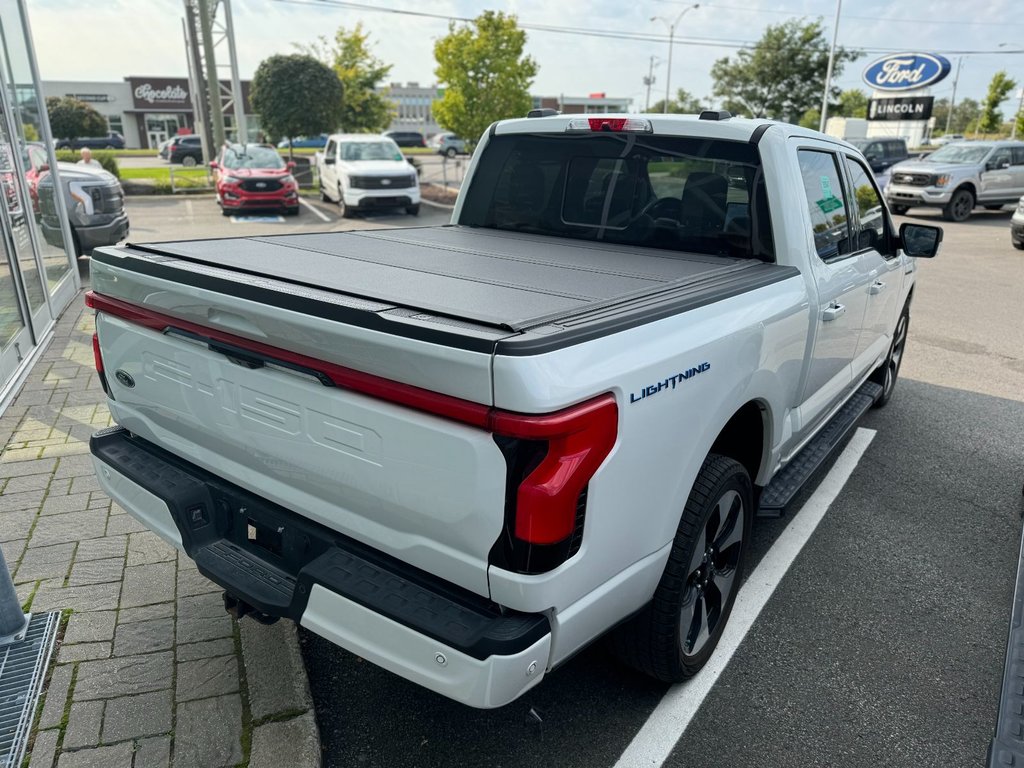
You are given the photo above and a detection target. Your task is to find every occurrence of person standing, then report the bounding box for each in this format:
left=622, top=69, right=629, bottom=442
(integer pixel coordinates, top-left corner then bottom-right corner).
left=76, top=147, right=101, bottom=168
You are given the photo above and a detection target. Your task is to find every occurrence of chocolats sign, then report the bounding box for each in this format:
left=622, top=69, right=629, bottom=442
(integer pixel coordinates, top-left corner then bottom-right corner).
left=868, top=96, right=935, bottom=121
left=129, top=78, right=191, bottom=110
left=863, top=53, right=951, bottom=92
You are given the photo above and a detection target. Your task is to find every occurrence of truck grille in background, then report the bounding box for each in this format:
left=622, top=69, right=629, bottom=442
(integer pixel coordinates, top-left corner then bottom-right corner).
left=240, top=178, right=283, bottom=193
left=351, top=175, right=415, bottom=190
left=892, top=173, right=933, bottom=187
left=93, top=186, right=124, bottom=214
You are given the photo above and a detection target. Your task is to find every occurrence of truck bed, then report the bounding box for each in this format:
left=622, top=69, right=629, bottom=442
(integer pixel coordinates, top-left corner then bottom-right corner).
left=93, top=226, right=798, bottom=354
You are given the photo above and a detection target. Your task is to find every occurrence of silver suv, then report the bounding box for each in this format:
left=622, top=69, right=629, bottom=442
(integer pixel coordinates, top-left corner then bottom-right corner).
left=886, top=141, right=1024, bottom=221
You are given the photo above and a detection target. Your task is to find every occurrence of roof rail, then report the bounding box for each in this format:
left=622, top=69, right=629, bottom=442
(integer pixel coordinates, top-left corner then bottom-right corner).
left=527, top=108, right=560, bottom=118
left=698, top=110, right=732, bottom=121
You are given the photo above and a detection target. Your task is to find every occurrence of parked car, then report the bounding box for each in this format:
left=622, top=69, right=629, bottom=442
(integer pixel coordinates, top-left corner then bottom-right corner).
left=849, top=138, right=908, bottom=174
left=55, top=132, right=125, bottom=150
left=162, top=135, right=204, bottom=166
left=88, top=112, right=941, bottom=709
left=1012, top=196, right=1024, bottom=250
left=316, top=133, right=419, bottom=217
left=23, top=141, right=50, bottom=213
left=886, top=140, right=1024, bottom=221
left=382, top=130, right=426, bottom=148
left=933, top=134, right=965, bottom=147
left=429, top=132, right=468, bottom=158
left=37, top=161, right=128, bottom=256
left=211, top=143, right=299, bottom=216
left=277, top=135, right=328, bottom=149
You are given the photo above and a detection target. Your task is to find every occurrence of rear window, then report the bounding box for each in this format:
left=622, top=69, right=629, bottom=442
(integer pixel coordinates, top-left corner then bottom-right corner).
left=459, top=133, right=773, bottom=260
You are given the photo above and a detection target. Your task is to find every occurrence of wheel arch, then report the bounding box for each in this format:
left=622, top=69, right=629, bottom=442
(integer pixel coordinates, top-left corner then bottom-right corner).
left=954, top=181, right=977, bottom=199
left=708, top=399, right=771, bottom=487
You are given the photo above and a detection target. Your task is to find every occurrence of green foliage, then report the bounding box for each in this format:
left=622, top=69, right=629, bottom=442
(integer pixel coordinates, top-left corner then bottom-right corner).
left=23, top=123, right=39, bottom=141
left=45, top=96, right=107, bottom=141
left=854, top=184, right=877, bottom=217
left=799, top=108, right=820, bottom=129
left=979, top=71, right=1016, bottom=133
left=932, top=97, right=982, bottom=135
left=433, top=11, right=538, bottom=146
left=647, top=88, right=704, bottom=114
left=833, top=89, right=868, bottom=118
left=710, top=19, right=859, bottom=121
left=301, top=24, right=394, bottom=134
left=54, top=149, right=119, bottom=177
left=251, top=54, right=343, bottom=153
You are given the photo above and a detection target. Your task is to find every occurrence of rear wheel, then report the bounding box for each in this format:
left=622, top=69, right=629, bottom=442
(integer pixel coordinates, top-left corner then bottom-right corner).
left=181, top=155, right=197, bottom=168
left=870, top=304, right=909, bottom=408
left=609, top=454, right=752, bottom=682
left=942, top=188, right=974, bottom=222
left=445, top=147, right=457, bottom=159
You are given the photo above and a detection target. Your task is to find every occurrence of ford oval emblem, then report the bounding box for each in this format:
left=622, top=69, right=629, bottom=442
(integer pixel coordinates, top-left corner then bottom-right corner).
left=114, top=369, right=135, bottom=388
left=863, top=52, right=951, bottom=92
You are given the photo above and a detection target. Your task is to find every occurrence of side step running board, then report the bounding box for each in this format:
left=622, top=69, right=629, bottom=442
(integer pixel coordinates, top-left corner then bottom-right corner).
left=757, top=381, right=882, bottom=518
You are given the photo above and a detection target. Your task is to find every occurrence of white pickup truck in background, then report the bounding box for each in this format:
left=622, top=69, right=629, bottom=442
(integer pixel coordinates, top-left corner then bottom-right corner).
left=86, top=112, right=941, bottom=708
left=315, top=133, right=420, bottom=218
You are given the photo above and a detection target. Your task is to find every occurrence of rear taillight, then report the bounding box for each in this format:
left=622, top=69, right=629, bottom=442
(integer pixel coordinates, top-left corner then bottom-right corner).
left=91, top=331, right=110, bottom=396
left=565, top=117, right=653, bottom=134
left=490, top=395, right=617, bottom=574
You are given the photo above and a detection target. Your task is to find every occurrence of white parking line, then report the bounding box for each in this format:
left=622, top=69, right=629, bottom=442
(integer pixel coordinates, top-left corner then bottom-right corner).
left=614, top=427, right=877, bottom=768
left=300, top=198, right=333, bottom=222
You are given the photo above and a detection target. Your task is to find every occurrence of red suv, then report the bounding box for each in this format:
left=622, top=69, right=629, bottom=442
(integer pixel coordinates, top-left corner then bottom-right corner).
left=211, top=144, right=299, bottom=216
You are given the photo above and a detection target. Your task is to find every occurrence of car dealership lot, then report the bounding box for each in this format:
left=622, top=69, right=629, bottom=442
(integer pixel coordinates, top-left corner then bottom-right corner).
left=120, top=197, right=1024, bottom=767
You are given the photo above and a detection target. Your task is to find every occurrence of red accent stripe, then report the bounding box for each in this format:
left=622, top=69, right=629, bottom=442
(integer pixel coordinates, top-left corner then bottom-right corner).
left=85, top=291, right=616, bottom=435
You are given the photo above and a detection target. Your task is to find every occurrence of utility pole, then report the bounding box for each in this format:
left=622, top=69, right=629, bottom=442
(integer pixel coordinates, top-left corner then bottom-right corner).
left=818, top=0, right=842, bottom=132
left=651, top=4, right=699, bottom=115
left=945, top=56, right=964, bottom=136
left=222, top=0, right=247, bottom=142
left=197, top=0, right=225, bottom=151
left=643, top=56, right=658, bottom=112
left=182, top=13, right=211, bottom=164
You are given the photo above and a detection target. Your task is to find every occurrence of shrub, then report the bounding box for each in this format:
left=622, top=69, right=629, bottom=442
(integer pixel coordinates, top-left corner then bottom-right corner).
left=54, top=150, right=120, bottom=178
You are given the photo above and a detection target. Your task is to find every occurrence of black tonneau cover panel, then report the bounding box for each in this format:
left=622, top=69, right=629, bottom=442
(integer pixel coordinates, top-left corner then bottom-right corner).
left=126, top=226, right=770, bottom=332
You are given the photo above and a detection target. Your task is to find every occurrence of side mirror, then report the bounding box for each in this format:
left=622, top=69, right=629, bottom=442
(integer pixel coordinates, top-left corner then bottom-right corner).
left=899, top=222, right=941, bottom=258
left=324, top=156, right=336, bottom=165
left=986, top=160, right=1011, bottom=171
left=865, top=154, right=879, bottom=163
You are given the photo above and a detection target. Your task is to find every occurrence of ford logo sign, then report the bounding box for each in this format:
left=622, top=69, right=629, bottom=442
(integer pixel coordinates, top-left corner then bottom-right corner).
left=863, top=53, right=951, bottom=92
left=114, top=369, right=135, bottom=388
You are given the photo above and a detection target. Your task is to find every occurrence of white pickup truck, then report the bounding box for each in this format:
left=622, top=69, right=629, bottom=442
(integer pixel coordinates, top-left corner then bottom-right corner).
left=87, top=113, right=941, bottom=708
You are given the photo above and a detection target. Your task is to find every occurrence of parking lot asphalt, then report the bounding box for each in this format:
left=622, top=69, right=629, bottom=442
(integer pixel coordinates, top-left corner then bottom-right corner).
left=118, top=196, right=1024, bottom=767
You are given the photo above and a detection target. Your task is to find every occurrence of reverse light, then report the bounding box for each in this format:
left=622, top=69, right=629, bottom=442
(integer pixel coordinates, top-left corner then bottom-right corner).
left=565, top=117, right=653, bottom=134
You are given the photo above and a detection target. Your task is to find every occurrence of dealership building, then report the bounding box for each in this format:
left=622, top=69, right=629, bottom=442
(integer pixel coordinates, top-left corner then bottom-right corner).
left=42, top=76, right=258, bottom=149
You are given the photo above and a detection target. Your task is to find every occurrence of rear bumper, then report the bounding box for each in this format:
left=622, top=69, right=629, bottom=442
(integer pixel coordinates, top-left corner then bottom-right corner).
left=89, top=426, right=551, bottom=708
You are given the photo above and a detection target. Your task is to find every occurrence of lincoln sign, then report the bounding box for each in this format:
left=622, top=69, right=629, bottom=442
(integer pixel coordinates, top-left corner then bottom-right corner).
left=862, top=53, right=951, bottom=92
left=868, top=96, right=934, bottom=122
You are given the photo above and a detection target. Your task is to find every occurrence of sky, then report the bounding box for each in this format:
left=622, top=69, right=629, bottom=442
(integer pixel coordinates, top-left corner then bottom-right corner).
left=25, top=0, right=1024, bottom=113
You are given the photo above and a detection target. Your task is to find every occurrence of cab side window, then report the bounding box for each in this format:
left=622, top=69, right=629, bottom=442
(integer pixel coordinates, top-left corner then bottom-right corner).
left=844, top=156, right=889, bottom=256
left=1011, top=147, right=1024, bottom=166
left=797, top=149, right=852, bottom=261
left=988, top=148, right=1012, bottom=169
left=325, top=140, right=337, bottom=159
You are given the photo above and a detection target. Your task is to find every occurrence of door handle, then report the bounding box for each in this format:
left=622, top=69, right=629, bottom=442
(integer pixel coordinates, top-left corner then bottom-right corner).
left=869, top=280, right=886, bottom=295
left=822, top=302, right=846, bottom=322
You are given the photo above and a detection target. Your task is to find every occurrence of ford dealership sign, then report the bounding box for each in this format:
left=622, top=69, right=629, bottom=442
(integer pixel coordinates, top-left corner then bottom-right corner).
left=862, top=53, right=951, bottom=92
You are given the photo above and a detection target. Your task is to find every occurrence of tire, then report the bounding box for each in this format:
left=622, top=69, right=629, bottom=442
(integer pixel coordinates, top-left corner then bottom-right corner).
left=181, top=155, right=197, bottom=168
left=445, top=147, right=457, bottom=159
left=221, top=207, right=233, bottom=217
left=942, top=188, right=974, bottom=222
left=319, top=184, right=330, bottom=203
left=1013, top=238, right=1024, bottom=251
left=870, top=304, right=910, bottom=408
left=406, top=204, right=420, bottom=216
left=609, top=454, right=752, bottom=682
left=284, top=206, right=299, bottom=216
left=338, top=186, right=354, bottom=218
left=985, top=205, right=1006, bottom=211
left=890, top=205, right=909, bottom=215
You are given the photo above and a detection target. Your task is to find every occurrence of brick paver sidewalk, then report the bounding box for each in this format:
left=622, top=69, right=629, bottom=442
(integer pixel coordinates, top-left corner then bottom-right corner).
left=0, top=296, right=319, bottom=768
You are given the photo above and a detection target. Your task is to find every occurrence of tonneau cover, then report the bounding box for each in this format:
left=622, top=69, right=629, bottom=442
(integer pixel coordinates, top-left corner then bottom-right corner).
left=123, top=226, right=777, bottom=331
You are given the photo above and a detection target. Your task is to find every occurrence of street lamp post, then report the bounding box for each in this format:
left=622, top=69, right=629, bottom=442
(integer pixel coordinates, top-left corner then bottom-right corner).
left=651, top=4, right=700, bottom=114
left=945, top=56, right=965, bottom=136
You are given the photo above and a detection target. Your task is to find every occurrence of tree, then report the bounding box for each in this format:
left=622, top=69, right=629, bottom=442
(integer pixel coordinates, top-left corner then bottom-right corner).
left=250, top=55, right=343, bottom=157
left=647, top=88, right=704, bottom=114
left=433, top=11, right=537, bottom=146
left=710, top=19, right=859, bottom=122
left=45, top=96, right=106, bottom=141
left=798, top=108, right=820, bottom=129
left=301, top=24, right=393, bottom=134
left=933, top=97, right=981, bottom=134
left=833, top=89, right=868, bottom=118
left=978, top=71, right=1017, bottom=133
